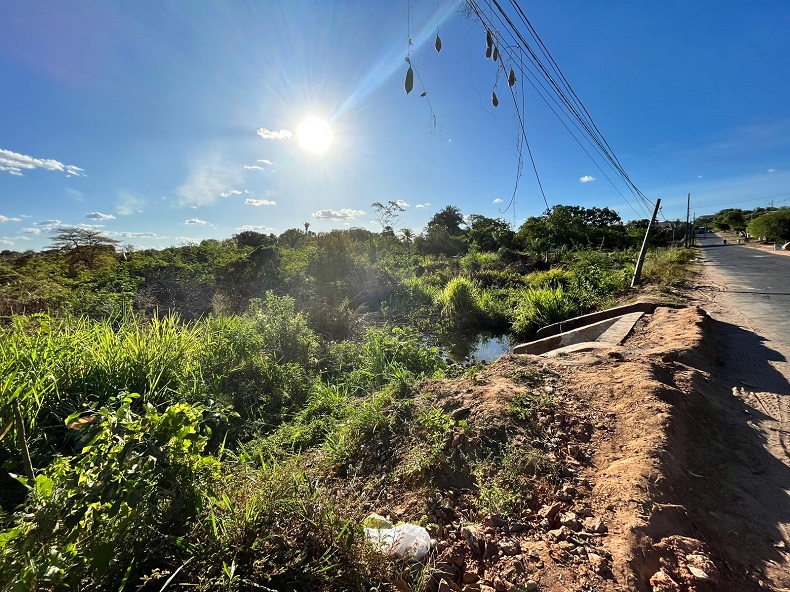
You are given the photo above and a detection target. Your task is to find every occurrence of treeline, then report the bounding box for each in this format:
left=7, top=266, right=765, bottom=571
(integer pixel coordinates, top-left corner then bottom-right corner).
left=0, top=204, right=676, bottom=330
left=697, top=206, right=790, bottom=242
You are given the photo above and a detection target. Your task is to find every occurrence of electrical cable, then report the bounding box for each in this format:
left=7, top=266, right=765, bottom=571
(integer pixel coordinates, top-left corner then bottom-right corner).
left=467, top=0, right=654, bottom=217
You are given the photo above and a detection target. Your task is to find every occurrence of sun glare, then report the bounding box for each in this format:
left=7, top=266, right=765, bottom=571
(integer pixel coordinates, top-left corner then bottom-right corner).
left=296, top=117, right=333, bottom=154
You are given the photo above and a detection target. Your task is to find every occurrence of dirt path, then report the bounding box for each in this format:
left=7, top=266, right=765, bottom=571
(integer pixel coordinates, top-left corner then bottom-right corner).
left=686, top=258, right=790, bottom=589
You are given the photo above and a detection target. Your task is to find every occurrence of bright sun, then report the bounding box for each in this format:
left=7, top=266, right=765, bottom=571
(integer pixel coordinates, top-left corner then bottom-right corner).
left=296, top=117, right=333, bottom=154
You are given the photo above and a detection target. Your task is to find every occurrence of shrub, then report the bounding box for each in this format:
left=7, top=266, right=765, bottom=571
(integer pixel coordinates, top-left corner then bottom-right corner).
left=435, top=277, right=484, bottom=321
left=510, top=286, right=580, bottom=335
left=0, top=395, right=220, bottom=590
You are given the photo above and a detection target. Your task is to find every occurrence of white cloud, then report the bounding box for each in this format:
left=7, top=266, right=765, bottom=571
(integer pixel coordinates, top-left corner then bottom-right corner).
left=395, top=199, right=409, bottom=207
left=220, top=189, right=244, bottom=198
left=0, top=215, right=22, bottom=223
left=244, top=159, right=274, bottom=171
left=492, top=198, right=503, bottom=204
left=579, top=175, right=595, bottom=183
left=34, top=219, right=61, bottom=227
left=0, top=148, right=85, bottom=177
left=106, top=231, right=162, bottom=239
left=312, top=208, right=366, bottom=221
left=237, top=225, right=274, bottom=232
left=415, top=203, right=431, bottom=209
left=116, top=193, right=145, bottom=216
left=768, top=168, right=776, bottom=173
left=75, top=223, right=105, bottom=230
left=177, top=153, right=241, bottom=207
left=245, top=198, right=276, bottom=206
left=86, top=212, right=116, bottom=220
left=257, top=128, right=292, bottom=140
left=186, top=218, right=208, bottom=225
left=0, top=238, right=13, bottom=246
left=22, top=227, right=42, bottom=235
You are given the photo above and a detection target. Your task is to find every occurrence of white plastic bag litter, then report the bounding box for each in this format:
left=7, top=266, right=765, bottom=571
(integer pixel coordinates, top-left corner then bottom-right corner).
left=363, top=514, right=431, bottom=560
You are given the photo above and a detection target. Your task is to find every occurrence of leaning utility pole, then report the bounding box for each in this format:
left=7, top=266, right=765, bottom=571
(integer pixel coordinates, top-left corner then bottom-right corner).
left=684, top=193, right=691, bottom=248
left=631, top=198, right=661, bottom=287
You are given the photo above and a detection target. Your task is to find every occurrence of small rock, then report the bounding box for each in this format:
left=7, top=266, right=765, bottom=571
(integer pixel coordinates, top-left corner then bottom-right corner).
left=587, top=552, right=607, bottom=575
left=508, top=521, right=528, bottom=533
left=687, top=565, right=710, bottom=581
left=463, top=571, right=479, bottom=584
left=538, top=502, right=563, bottom=522
left=582, top=517, right=608, bottom=533
left=561, top=484, right=577, bottom=498
left=560, top=466, right=576, bottom=478
left=499, top=539, right=519, bottom=556
left=524, top=582, right=539, bottom=592
left=462, top=526, right=485, bottom=556
left=548, top=526, right=572, bottom=541
left=484, top=515, right=507, bottom=528
left=451, top=407, right=471, bottom=420
left=649, top=569, right=681, bottom=592
left=483, top=540, right=499, bottom=560
left=559, top=512, right=581, bottom=531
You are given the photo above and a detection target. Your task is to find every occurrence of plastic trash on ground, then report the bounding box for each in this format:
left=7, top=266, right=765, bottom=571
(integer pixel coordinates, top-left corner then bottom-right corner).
left=363, top=513, right=431, bottom=560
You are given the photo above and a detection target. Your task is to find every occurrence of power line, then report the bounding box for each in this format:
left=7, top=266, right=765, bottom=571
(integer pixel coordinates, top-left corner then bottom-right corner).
left=465, top=0, right=654, bottom=218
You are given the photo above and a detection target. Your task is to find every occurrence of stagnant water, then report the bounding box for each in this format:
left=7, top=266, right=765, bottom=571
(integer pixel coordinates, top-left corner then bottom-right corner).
left=440, top=332, right=513, bottom=364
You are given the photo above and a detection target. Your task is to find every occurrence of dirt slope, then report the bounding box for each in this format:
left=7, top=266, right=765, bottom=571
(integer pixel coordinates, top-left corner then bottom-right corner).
left=397, top=304, right=790, bottom=591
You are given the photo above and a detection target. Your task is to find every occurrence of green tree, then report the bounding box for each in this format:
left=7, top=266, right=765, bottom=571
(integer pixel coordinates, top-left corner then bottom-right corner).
left=49, top=227, right=119, bottom=272
left=747, top=209, right=790, bottom=242
left=713, top=209, right=747, bottom=233
left=427, top=205, right=465, bottom=236
left=466, top=215, right=514, bottom=252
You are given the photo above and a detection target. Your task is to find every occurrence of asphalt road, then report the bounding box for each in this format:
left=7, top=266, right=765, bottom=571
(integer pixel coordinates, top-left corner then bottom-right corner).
left=697, top=234, right=790, bottom=351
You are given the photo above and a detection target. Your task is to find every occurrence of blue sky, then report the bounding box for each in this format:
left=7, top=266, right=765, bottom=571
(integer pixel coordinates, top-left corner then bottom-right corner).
left=2, top=0, right=790, bottom=251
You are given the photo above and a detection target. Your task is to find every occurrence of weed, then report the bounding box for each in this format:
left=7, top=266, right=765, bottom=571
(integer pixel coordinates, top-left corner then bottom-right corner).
left=642, top=247, right=696, bottom=290
left=508, top=391, right=557, bottom=422
left=435, top=277, right=484, bottom=321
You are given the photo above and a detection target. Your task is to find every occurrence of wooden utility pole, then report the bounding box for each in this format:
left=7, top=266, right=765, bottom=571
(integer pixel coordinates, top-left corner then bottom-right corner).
left=691, top=213, right=696, bottom=246
left=684, top=193, right=691, bottom=248
left=632, top=198, right=661, bottom=287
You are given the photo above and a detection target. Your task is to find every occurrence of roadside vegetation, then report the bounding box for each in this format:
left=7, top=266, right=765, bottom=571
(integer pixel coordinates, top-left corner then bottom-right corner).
left=701, top=205, right=790, bottom=243
left=0, top=203, right=696, bottom=590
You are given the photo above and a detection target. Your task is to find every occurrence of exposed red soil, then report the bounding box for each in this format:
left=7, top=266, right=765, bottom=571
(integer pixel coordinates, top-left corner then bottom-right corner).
left=381, top=304, right=790, bottom=591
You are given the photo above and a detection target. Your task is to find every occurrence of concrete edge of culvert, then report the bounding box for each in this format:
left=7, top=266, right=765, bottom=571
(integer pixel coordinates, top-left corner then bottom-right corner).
left=535, top=302, right=682, bottom=340
left=513, top=316, right=621, bottom=355
left=513, top=308, right=654, bottom=356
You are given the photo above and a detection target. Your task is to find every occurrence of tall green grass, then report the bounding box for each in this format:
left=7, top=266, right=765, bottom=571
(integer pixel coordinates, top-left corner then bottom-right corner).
left=642, top=247, right=696, bottom=289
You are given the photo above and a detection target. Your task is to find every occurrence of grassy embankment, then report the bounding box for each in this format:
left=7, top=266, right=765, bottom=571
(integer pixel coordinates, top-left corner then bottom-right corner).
left=0, top=246, right=696, bottom=590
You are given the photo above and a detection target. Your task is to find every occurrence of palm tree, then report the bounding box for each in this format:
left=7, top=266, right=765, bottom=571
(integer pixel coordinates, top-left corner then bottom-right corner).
left=400, top=228, right=414, bottom=254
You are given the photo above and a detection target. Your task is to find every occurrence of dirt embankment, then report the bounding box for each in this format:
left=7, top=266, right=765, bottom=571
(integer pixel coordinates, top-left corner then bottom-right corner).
left=400, top=305, right=790, bottom=591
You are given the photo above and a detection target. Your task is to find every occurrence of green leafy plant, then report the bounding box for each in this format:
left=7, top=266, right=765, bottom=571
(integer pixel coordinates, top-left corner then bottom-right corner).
left=0, top=394, right=220, bottom=590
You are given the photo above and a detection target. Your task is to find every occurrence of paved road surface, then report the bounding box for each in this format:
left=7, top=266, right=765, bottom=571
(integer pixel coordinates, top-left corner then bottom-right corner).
left=694, top=234, right=790, bottom=587
left=696, top=234, right=790, bottom=392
